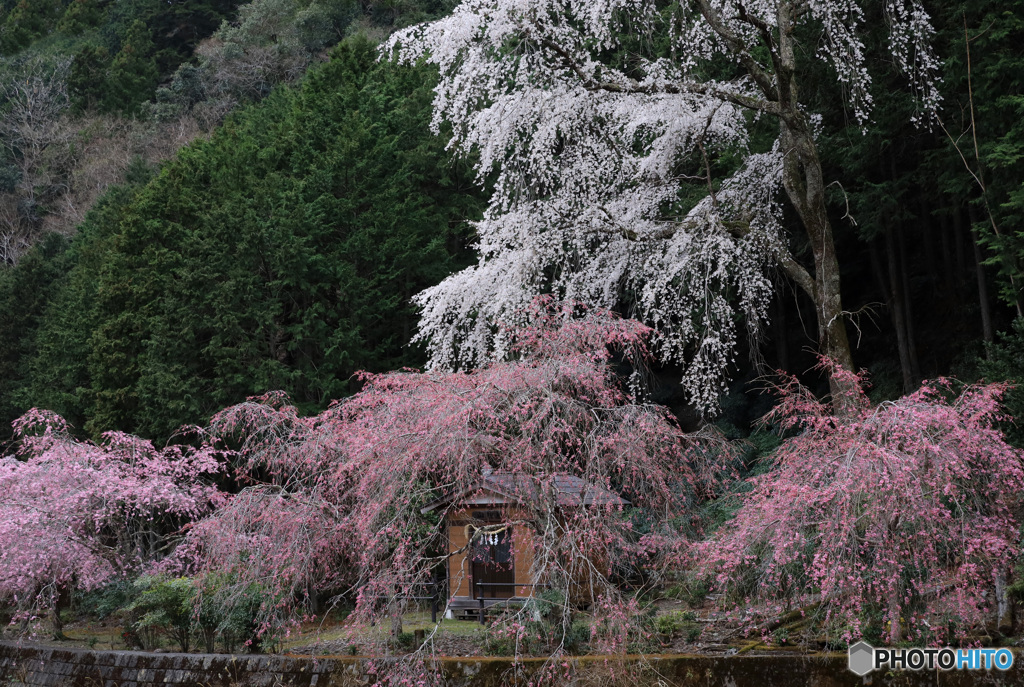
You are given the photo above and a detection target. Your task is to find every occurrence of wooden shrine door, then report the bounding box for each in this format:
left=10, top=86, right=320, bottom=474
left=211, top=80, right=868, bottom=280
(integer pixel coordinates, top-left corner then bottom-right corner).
left=471, top=527, right=515, bottom=599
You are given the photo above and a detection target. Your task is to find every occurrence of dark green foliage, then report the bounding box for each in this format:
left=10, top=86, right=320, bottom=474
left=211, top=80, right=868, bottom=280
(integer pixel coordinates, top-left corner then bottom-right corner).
left=56, top=0, right=104, bottom=36
left=74, top=580, right=134, bottom=621
left=68, top=44, right=110, bottom=112
left=654, top=610, right=700, bottom=641
left=101, top=19, right=157, bottom=113
left=72, top=574, right=272, bottom=653
left=980, top=318, right=1024, bottom=448
left=6, top=37, right=480, bottom=440
left=0, top=233, right=70, bottom=445
left=100, top=0, right=238, bottom=79
left=665, top=575, right=710, bottom=608
left=358, top=0, right=456, bottom=28
left=23, top=164, right=153, bottom=436
left=394, top=631, right=417, bottom=650
left=91, top=38, right=476, bottom=436
left=124, top=576, right=195, bottom=653
left=942, top=1, right=1024, bottom=312
left=194, top=575, right=273, bottom=653
left=0, top=0, right=67, bottom=55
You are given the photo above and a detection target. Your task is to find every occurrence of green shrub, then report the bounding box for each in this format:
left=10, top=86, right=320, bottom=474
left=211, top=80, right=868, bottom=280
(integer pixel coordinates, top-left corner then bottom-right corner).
left=394, top=631, right=417, bottom=650
left=484, top=592, right=592, bottom=657
left=665, top=575, right=710, bottom=608
left=524, top=588, right=566, bottom=621
left=124, top=576, right=196, bottom=652
left=654, top=612, right=685, bottom=636
left=74, top=580, right=133, bottom=620
left=193, top=574, right=271, bottom=654
left=483, top=629, right=518, bottom=657
left=654, top=610, right=702, bottom=643
left=563, top=620, right=592, bottom=654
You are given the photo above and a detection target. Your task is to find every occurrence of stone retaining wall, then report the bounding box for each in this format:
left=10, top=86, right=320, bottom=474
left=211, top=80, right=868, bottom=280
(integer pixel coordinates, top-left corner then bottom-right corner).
left=0, top=644, right=343, bottom=686
left=1, top=641, right=1019, bottom=686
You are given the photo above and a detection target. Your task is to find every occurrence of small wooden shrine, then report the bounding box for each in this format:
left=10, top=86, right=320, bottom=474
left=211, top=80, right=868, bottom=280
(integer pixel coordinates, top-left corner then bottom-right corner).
left=420, top=470, right=629, bottom=617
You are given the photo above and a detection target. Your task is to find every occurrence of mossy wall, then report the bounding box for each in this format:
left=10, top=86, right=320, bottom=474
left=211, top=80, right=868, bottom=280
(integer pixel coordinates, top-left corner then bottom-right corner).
left=0, top=642, right=1019, bottom=686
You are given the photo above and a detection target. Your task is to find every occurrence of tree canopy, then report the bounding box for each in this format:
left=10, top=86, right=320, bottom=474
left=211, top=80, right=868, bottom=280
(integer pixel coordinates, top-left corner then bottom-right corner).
left=387, top=0, right=940, bottom=410
left=0, top=36, right=482, bottom=441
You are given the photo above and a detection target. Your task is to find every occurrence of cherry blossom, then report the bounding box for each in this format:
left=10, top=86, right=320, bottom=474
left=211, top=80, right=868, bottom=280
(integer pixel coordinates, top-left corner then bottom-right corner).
left=696, top=364, right=1024, bottom=643
left=185, top=301, right=733, bottom=648
left=0, top=410, right=224, bottom=633
left=385, top=0, right=941, bottom=408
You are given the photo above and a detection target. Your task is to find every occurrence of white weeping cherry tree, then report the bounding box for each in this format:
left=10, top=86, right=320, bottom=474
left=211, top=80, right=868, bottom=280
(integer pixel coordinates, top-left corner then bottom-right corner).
left=386, top=0, right=940, bottom=409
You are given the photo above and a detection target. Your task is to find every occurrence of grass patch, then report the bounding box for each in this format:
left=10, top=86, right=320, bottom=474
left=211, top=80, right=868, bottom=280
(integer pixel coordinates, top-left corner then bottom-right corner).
left=276, top=610, right=487, bottom=653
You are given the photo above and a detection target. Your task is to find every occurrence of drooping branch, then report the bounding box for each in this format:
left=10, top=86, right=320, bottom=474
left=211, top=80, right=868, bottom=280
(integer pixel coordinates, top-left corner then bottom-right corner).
left=0, top=411, right=224, bottom=627
left=185, top=302, right=735, bottom=642
left=385, top=0, right=941, bottom=410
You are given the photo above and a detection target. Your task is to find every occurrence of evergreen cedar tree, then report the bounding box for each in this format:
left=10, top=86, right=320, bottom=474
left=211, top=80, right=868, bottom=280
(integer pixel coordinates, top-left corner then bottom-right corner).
left=0, top=38, right=481, bottom=441
left=385, top=0, right=940, bottom=409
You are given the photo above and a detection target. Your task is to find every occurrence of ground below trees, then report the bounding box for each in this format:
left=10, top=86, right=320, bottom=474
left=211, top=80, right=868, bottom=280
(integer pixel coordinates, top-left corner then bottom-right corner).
left=11, top=598, right=1021, bottom=661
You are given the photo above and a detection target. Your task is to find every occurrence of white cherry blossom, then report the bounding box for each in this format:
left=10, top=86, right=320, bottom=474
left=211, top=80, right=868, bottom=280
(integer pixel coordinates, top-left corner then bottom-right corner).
left=386, top=0, right=940, bottom=411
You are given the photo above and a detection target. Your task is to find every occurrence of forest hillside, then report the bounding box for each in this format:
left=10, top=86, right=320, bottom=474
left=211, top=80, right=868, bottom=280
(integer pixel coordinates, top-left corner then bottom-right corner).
left=1, top=0, right=1024, bottom=673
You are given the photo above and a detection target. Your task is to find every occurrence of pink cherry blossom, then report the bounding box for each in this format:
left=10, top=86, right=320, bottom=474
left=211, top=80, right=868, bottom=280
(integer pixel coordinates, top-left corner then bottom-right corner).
left=696, top=362, right=1024, bottom=644
left=184, top=300, right=733, bottom=647
left=0, top=410, right=224, bottom=628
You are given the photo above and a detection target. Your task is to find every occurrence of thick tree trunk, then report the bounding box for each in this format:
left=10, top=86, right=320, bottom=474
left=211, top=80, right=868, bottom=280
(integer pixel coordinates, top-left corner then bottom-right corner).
left=774, top=4, right=856, bottom=405
left=203, top=626, right=217, bottom=653
left=973, top=228, right=995, bottom=345
left=51, top=607, right=64, bottom=640
left=778, top=121, right=856, bottom=404
left=968, top=208, right=995, bottom=345
left=50, top=586, right=68, bottom=641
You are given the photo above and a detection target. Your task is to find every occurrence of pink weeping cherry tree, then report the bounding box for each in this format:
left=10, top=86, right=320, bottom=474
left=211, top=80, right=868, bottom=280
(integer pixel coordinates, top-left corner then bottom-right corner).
left=695, top=364, right=1024, bottom=644
left=0, top=410, right=224, bottom=638
left=183, top=300, right=733, bottom=654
